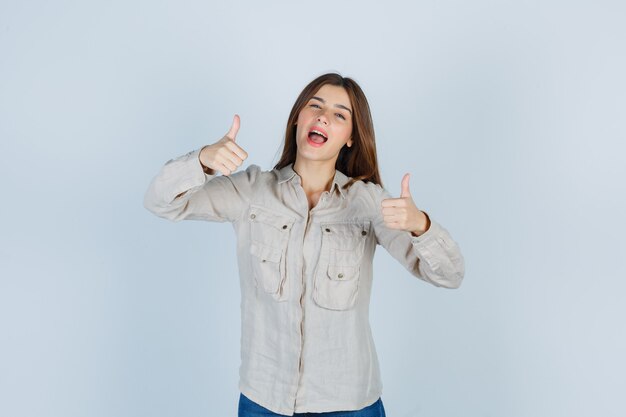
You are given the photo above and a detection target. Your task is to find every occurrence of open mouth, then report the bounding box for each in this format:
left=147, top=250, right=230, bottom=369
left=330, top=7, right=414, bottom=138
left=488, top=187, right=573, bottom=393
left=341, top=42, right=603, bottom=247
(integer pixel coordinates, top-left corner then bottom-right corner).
left=307, top=128, right=328, bottom=144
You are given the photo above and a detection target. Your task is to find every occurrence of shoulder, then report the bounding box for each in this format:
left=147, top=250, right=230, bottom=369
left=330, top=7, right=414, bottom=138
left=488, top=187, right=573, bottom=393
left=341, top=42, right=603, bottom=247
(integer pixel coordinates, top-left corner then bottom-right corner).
left=343, top=180, right=392, bottom=216
left=352, top=180, right=391, bottom=204
left=221, top=164, right=265, bottom=186
left=234, top=164, right=283, bottom=185
left=228, top=163, right=263, bottom=177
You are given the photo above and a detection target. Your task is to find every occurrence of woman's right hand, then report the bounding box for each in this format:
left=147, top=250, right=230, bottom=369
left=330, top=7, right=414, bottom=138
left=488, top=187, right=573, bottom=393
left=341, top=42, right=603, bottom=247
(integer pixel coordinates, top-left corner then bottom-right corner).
left=199, top=114, right=249, bottom=176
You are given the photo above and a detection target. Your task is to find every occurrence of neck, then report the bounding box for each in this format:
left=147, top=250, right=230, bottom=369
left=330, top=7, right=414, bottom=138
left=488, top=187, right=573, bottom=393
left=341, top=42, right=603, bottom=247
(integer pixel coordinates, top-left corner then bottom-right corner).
left=292, top=158, right=336, bottom=194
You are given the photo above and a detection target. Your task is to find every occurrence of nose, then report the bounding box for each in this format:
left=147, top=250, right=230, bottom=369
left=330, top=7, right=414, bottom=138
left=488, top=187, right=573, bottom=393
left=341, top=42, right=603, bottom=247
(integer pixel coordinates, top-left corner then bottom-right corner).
left=317, top=114, right=328, bottom=125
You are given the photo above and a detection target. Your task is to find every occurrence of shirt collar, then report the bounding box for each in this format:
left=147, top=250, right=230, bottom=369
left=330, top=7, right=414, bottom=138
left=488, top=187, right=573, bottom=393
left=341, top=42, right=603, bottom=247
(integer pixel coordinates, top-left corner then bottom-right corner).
left=277, top=163, right=349, bottom=199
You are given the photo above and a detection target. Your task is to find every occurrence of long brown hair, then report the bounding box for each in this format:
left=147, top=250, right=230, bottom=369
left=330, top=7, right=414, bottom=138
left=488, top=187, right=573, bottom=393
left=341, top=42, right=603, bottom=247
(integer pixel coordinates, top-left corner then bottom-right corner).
left=273, top=73, right=383, bottom=189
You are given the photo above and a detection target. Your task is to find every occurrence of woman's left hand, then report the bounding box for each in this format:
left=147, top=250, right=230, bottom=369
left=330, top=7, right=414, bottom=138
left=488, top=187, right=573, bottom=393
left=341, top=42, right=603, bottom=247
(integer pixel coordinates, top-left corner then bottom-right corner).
left=380, top=173, right=431, bottom=237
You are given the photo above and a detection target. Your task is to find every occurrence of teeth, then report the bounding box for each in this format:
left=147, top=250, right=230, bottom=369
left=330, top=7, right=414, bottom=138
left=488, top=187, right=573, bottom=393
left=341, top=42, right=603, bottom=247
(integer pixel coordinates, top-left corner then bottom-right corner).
left=310, top=130, right=327, bottom=139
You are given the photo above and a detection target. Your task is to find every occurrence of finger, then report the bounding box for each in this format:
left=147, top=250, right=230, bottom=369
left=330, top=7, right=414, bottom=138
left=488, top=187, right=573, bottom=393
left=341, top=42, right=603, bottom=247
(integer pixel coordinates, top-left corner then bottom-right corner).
left=226, top=114, right=240, bottom=140
left=217, top=155, right=237, bottom=172
left=383, top=220, right=402, bottom=229
left=382, top=207, right=405, bottom=216
left=383, top=215, right=398, bottom=223
left=215, top=161, right=231, bottom=176
left=384, top=211, right=406, bottom=222
left=223, top=150, right=244, bottom=167
left=224, top=139, right=248, bottom=160
left=400, top=173, right=411, bottom=198
left=381, top=198, right=407, bottom=208
left=381, top=206, right=395, bottom=216
left=217, top=146, right=243, bottom=166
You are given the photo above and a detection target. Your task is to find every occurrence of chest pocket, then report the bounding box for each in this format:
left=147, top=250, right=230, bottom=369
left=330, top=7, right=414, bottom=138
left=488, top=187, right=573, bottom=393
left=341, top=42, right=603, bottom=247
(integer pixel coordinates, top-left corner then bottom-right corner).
left=248, top=205, right=295, bottom=301
left=313, top=220, right=371, bottom=310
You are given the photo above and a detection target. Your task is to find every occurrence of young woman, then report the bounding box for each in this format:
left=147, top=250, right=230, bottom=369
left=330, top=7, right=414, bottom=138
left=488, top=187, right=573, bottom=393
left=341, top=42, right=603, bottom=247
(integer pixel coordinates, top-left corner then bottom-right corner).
left=144, top=73, right=465, bottom=417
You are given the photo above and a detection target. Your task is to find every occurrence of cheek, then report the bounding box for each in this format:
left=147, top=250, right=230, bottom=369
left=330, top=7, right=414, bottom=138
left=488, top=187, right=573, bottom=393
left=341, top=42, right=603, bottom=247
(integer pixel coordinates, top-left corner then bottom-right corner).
left=298, top=107, right=315, bottom=121
left=295, top=113, right=307, bottom=137
left=339, top=124, right=352, bottom=142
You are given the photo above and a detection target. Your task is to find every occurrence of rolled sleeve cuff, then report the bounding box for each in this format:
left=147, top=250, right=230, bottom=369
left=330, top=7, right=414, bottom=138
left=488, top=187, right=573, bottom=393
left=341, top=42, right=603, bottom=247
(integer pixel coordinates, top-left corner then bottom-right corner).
left=410, top=218, right=443, bottom=247
left=409, top=219, right=464, bottom=288
left=164, top=148, right=217, bottom=203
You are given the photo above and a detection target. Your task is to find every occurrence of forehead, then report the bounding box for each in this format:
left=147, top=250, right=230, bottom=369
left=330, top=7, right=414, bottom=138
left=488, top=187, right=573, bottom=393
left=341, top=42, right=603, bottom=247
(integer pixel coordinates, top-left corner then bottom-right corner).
left=311, top=84, right=350, bottom=105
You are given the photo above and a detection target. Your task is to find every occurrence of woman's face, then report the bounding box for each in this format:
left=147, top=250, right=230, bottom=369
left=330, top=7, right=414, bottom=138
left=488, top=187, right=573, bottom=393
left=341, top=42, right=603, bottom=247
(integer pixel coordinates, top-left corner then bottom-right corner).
left=294, top=84, right=353, bottom=164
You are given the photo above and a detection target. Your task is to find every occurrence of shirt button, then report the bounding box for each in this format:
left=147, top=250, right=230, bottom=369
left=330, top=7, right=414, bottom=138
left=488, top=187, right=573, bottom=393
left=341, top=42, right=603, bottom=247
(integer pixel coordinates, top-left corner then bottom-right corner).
left=338, top=273, right=344, bottom=279
left=282, top=225, right=288, bottom=229
left=250, top=213, right=256, bottom=219
left=325, top=228, right=331, bottom=233
left=361, top=230, right=367, bottom=236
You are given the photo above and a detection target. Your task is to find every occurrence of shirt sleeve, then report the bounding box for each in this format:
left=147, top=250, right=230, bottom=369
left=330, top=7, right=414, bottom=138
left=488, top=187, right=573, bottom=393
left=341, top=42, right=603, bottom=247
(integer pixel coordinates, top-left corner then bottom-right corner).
left=143, top=148, right=261, bottom=223
left=372, top=187, right=465, bottom=288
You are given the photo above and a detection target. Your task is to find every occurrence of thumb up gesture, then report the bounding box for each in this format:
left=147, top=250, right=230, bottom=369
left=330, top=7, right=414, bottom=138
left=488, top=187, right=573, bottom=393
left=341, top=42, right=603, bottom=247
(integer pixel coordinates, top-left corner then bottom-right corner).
left=199, top=114, right=249, bottom=176
left=381, top=173, right=431, bottom=236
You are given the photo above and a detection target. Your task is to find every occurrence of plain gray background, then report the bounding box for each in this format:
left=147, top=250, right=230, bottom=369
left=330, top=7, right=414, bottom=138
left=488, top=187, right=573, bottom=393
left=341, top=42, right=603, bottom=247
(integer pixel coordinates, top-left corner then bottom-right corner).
left=1, top=1, right=624, bottom=416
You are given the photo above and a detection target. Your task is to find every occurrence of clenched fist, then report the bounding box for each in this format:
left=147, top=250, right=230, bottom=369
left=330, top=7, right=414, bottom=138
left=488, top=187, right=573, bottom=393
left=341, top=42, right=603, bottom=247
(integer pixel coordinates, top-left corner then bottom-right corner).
left=199, top=114, right=249, bottom=176
left=381, top=173, right=431, bottom=237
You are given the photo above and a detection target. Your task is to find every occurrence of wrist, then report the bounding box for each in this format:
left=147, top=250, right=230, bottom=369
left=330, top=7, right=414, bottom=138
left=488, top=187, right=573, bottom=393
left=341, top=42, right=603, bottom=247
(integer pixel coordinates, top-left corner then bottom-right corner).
left=198, top=146, right=215, bottom=175
left=410, top=211, right=431, bottom=237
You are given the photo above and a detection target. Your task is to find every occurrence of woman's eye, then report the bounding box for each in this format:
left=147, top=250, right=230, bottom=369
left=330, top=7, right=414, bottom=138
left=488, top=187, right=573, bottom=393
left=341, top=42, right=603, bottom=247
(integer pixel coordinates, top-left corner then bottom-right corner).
left=309, top=104, right=321, bottom=109
left=336, top=113, right=346, bottom=120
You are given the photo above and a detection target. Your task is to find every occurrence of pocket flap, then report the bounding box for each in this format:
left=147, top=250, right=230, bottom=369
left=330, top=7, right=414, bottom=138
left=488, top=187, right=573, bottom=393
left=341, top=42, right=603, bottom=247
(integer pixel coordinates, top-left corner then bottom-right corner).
left=249, top=205, right=296, bottom=231
left=250, top=241, right=282, bottom=263
left=327, top=264, right=359, bottom=281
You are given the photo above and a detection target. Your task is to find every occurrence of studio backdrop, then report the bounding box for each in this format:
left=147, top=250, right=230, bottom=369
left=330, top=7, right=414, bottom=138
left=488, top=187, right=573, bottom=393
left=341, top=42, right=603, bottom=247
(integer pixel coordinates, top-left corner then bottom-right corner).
left=1, top=1, right=624, bottom=416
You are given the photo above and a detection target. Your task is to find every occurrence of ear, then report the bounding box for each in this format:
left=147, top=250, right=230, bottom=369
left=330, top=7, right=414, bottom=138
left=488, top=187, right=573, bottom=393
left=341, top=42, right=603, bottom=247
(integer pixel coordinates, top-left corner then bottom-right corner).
left=347, top=138, right=353, bottom=147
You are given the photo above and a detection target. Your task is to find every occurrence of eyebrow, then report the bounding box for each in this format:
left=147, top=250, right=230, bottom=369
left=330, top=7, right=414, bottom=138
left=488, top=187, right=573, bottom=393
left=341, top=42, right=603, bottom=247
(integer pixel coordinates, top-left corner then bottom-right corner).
left=311, top=96, right=352, bottom=115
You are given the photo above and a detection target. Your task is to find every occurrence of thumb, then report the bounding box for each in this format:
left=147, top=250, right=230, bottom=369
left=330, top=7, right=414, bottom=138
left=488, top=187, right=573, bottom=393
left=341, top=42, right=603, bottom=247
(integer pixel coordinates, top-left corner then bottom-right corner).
left=226, top=114, right=240, bottom=140
left=400, top=173, right=411, bottom=198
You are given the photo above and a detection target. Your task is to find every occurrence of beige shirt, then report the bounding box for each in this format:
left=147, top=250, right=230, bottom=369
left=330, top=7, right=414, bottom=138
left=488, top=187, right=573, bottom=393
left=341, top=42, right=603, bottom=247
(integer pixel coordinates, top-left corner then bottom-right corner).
left=143, top=148, right=465, bottom=415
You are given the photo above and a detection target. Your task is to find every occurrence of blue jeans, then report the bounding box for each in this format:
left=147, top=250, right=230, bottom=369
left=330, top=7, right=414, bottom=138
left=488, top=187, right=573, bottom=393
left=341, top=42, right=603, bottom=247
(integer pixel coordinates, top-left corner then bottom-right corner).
left=238, top=393, right=387, bottom=417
